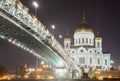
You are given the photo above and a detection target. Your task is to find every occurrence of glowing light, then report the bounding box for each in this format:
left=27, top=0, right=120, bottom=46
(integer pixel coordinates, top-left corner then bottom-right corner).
left=43, top=64, right=49, bottom=68
left=17, top=43, right=21, bottom=47
left=23, top=46, right=27, bottom=50
left=41, top=61, right=45, bottom=65
left=110, top=60, right=114, bottom=64
left=108, top=75, right=112, bottom=78
left=37, top=68, right=42, bottom=72
left=21, top=45, right=24, bottom=48
left=8, top=38, right=12, bottom=42
left=12, top=40, right=16, bottom=44
left=0, top=75, right=11, bottom=80
left=95, top=70, right=100, bottom=74
left=29, top=68, right=35, bottom=72
left=37, top=75, right=41, bottom=79
left=24, top=75, right=29, bottom=78
left=51, top=25, right=55, bottom=30
left=55, top=68, right=67, bottom=78
left=33, top=1, right=38, bottom=8
left=59, top=35, right=62, bottom=38
left=97, top=76, right=103, bottom=80
left=48, top=76, right=54, bottom=79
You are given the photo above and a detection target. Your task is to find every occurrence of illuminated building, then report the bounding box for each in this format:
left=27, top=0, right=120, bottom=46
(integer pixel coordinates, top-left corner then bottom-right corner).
left=64, top=15, right=112, bottom=73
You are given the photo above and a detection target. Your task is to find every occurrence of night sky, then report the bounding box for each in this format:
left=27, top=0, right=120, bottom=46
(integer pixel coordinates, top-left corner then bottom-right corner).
left=0, top=0, right=120, bottom=70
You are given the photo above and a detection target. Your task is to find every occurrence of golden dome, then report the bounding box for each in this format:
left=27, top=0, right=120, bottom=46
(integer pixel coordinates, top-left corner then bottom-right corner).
left=75, top=17, right=93, bottom=33
left=64, top=37, right=71, bottom=41
left=75, top=27, right=93, bottom=33
left=95, top=32, right=102, bottom=40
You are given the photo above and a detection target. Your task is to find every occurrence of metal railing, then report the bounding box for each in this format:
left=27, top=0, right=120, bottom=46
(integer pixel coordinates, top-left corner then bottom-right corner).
left=0, top=0, right=80, bottom=72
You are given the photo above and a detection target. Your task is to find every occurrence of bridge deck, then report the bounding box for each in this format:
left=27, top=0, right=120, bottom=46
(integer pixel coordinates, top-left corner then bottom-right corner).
left=0, top=10, right=65, bottom=67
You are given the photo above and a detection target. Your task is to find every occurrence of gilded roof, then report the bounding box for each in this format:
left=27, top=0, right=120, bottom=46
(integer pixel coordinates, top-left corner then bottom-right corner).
left=75, top=18, right=93, bottom=33
left=95, top=32, right=102, bottom=40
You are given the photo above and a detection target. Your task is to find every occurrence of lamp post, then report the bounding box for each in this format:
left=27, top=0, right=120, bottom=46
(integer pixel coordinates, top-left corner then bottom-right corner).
left=33, top=1, right=39, bottom=79
left=33, top=1, right=39, bottom=17
left=51, top=25, right=55, bottom=36
left=59, top=35, right=62, bottom=44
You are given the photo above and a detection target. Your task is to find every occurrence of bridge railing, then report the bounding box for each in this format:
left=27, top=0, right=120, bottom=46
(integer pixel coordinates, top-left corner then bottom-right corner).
left=0, top=0, right=80, bottom=72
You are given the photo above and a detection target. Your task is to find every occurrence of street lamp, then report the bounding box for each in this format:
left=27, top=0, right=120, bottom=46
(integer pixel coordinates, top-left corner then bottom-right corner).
left=51, top=25, right=55, bottom=36
left=59, top=35, right=62, bottom=44
left=33, top=1, right=39, bottom=17
left=59, top=35, right=62, bottom=39
left=33, top=1, right=39, bottom=79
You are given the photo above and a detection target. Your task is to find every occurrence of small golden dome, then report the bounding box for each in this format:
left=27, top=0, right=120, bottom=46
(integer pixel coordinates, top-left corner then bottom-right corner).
left=64, top=37, right=71, bottom=41
left=95, top=36, right=102, bottom=40
left=95, top=33, right=102, bottom=40
left=74, top=18, right=93, bottom=33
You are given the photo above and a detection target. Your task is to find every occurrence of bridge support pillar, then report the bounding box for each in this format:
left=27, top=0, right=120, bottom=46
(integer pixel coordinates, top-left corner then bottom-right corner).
left=70, top=69, right=81, bottom=79
left=54, top=67, right=68, bottom=79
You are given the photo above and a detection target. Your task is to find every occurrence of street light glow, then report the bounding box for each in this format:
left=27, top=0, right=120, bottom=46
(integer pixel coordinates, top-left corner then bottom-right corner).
left=51, top=25, right=55, bottom=30
left=59, top=35, right=62, bottom=39
left=33, top=1, right=38, bottom=8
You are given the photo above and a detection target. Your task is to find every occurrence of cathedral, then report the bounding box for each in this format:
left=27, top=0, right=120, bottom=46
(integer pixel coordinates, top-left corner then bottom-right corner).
left=64, top=16, right=112, bottom=73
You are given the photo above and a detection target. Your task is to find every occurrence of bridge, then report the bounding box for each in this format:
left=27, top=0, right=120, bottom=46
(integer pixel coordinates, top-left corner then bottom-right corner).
left=0, top=0, right=81, bottom=79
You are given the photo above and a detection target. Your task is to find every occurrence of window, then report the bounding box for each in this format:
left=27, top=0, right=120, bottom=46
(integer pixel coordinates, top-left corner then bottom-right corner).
left=82, top=38, right=84, bottom=43
left=72, top=51, right=74, bottom=53
left=66, top=43, right=68, bottom=47
left=90, top=58, right=92, bottom=64
left=90, top=51, right=92, bottom=53
left=86, top=38, right=88, bottom=43
left=105, top=59, right=107, bottom=65
left=94, top=50, right=96, bottom=52
left=97, top=42, right=100, bottom=47
left=79, top=57, right=85, bottom=64
left=80, top=50, right=83, bottom=52
left=89, top=39, right=91, bottom=44
left=79, top=38, right=80, bottom=43
left=98, top=59, right=100, bottom=65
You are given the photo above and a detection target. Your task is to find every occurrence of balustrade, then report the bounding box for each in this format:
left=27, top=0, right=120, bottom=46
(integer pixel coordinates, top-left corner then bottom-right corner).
left=0, top=0, right=80, bottom=73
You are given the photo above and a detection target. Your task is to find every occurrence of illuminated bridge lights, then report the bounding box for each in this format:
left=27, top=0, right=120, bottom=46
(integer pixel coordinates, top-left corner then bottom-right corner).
left=0, top=0, right=81, bottom=77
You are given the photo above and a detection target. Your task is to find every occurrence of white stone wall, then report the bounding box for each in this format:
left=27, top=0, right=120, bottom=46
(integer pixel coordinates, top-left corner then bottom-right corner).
left=64, top=29, right=111, bottom=73
left=74, top=32, right=94, bottom=46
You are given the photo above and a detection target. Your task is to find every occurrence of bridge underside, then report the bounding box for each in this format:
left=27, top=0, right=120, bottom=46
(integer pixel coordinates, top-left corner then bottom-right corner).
left=0, top=11, right=66, bottom=67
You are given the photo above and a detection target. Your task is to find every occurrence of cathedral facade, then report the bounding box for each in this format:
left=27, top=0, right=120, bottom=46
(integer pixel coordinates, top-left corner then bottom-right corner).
left=64, top=16, right=112, bottom=73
